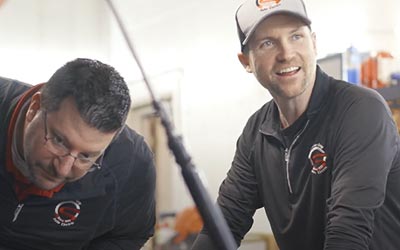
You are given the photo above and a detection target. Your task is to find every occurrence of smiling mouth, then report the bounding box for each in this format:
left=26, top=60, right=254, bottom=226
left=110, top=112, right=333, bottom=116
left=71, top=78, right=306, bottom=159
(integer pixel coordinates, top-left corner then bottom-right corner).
left=276, top=66, right=301, bottom=76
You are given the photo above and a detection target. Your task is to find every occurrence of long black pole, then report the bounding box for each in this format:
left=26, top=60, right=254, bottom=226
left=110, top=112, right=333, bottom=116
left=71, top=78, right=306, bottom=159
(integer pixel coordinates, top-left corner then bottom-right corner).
left=104, top=1, right=237, bottom=249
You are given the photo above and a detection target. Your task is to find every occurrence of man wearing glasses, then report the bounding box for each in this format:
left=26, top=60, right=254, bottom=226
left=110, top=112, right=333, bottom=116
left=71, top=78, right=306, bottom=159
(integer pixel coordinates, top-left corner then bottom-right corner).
left=0, top=58, right=156, bottom=250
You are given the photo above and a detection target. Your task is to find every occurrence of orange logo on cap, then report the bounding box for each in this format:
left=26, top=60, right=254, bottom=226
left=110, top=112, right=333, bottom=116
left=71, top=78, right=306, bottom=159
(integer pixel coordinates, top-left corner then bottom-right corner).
left=256, top=0, right=281, bottom=9
left=259, top=0, right=281, bottom=3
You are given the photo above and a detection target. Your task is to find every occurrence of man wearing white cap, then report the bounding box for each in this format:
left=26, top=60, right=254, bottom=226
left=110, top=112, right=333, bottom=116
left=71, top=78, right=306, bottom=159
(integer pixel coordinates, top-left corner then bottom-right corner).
left=191, top=0, right=400, bottom=249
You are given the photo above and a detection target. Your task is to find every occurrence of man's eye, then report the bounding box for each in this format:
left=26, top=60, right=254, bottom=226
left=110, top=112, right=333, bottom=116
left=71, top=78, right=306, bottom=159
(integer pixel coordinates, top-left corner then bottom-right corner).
left=52, top=136, right=64, bottom=146
left=263, top=40, right=273, bottom=47
left=78, top=153, right=91, bottom=160
left=77, top=156, right=92, bottom=163
left=292, top=34, right=302, bottom=40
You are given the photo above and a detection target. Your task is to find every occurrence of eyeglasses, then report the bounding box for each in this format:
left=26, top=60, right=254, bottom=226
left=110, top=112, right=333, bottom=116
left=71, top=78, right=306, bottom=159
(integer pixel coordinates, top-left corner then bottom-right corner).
left=42, top=111, right=103, bottom=172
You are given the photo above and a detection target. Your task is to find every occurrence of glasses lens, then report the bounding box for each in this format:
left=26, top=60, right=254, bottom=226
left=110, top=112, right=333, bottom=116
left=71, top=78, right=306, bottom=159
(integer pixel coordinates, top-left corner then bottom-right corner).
left=75, top=155, right=102, bottom=171
left=45, top=138, right=68, bottom=156
left=45, top=140, right=102, bottom=172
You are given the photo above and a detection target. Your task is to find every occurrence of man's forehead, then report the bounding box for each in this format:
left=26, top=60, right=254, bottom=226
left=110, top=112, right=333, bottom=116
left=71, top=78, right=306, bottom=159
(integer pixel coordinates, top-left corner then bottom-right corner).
left=250, top=14, right=309, bottom=40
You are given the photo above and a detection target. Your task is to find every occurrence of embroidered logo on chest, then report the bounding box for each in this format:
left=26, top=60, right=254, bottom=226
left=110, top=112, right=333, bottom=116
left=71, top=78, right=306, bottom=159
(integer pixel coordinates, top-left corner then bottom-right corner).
left=53, top=200, right=81, bottom=226
left=308, top=143, right=328, bottom=174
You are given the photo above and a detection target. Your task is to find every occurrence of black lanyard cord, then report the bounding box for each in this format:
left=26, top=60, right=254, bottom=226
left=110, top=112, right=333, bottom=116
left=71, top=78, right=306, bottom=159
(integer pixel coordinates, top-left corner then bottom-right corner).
left=104, top=1, right=237, bottom=249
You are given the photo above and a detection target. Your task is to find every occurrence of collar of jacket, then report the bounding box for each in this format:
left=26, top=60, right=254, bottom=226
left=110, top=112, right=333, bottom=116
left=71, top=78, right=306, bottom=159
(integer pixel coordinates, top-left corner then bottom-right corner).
left=259, top=66, right=331, bottom=137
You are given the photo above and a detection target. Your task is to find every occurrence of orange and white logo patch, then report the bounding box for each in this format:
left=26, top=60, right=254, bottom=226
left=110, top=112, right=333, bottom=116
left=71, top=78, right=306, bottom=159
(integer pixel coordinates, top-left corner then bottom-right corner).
left=256, top=0, right=282, bottom=10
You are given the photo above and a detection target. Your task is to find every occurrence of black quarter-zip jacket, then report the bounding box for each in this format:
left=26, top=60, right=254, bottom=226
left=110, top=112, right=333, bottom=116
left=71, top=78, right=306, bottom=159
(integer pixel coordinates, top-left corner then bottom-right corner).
left=193, top=67, right=400, bottom=250
left=0, top=77, right=156, bottom=250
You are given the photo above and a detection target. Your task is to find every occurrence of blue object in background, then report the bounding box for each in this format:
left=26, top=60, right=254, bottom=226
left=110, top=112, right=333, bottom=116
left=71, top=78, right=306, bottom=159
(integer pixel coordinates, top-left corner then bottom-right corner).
left=347, top=68, right=360, bottom=84
left=346, top=46, right=361, bottom=85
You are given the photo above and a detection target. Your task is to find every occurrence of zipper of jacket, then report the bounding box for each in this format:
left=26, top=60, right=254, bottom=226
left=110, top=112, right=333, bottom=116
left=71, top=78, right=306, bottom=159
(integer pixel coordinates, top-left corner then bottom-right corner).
left=284, top=120, right=310, bottom=194
left=12, top=203, right=24, bottom=222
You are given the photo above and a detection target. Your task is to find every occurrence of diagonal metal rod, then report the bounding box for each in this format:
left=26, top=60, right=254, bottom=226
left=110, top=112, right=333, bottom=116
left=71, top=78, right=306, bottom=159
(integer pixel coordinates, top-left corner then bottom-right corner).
left=104, top=0, right=237, bottom=249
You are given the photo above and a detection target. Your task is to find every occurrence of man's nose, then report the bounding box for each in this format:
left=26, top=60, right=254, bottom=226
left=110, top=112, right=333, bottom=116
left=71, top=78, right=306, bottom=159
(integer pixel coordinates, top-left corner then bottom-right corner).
left=54, top=154, right=76, bottom=177
left=276, top=42, right=295, bottom=62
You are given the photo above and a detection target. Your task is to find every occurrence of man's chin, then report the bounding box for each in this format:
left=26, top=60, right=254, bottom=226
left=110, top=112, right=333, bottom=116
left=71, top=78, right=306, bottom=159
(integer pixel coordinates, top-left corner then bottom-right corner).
left=31, top=175, right=64, bottom=191
left=29, top=167, right=65, bottom=190
left=33, top=181, right=63, bottom=191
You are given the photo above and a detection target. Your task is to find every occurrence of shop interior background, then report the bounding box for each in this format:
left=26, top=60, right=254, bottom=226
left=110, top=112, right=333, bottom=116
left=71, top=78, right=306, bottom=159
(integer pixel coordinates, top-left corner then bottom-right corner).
left=1, top=0, right=399, bottom=248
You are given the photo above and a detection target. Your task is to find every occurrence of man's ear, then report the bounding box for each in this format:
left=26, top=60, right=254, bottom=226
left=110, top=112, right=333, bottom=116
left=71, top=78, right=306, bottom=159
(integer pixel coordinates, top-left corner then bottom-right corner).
left=237, top=52, right=252, bottom=73
left=26, top=92, right=42, bottom=122
left=311, top=32, right=317, bottom=56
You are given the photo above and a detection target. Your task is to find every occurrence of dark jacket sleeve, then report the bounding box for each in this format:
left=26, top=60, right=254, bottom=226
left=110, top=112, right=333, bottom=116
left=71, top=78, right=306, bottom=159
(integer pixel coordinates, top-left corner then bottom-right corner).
left=324, top=91, right=399, bottom=249
left=87, top=130, right=157, bottom=250
left=191, top=114, right=263, bottom=250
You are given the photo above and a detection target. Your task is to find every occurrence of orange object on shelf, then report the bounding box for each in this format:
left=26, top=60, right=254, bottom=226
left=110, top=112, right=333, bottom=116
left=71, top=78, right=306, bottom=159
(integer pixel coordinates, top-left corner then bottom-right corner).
left=361, top=56, right=377, bottom=88
left=361, top=51, right=394, bottom=89
left=173, top=206, right=203, bottom=244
